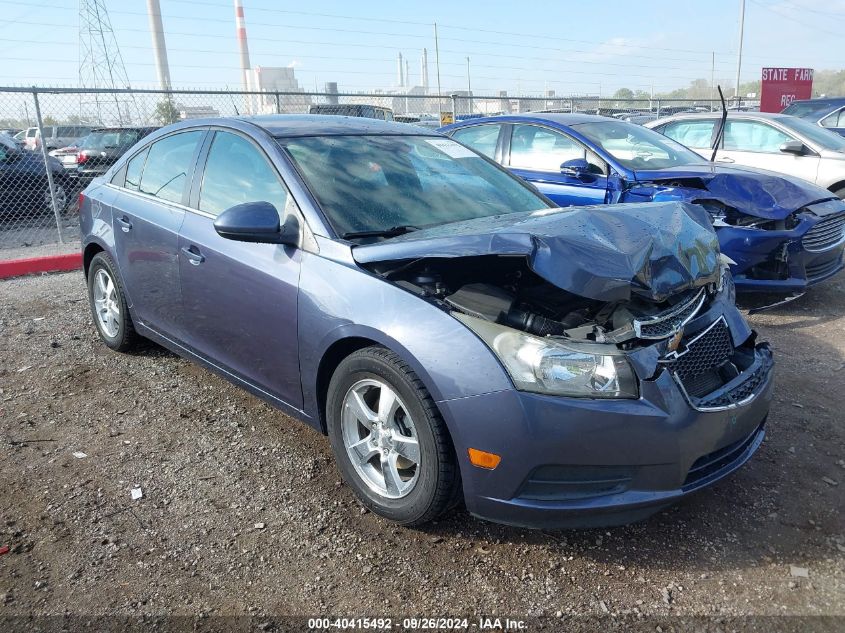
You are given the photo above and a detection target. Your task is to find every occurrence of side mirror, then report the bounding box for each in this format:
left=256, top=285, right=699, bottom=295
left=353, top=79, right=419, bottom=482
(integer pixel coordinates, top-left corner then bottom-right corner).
left=779, top=140, right=806, bottom=155
left=560, top=158, right=591, bottom=177
left=213, top=201, right=298, bottom=246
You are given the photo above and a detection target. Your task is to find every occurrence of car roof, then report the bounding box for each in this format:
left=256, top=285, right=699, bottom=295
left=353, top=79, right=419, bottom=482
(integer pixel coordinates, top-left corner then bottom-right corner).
left=240, top=114, right=437, bottom=138
left=90, top=126, right=158, bottom=132
left=789, top=97, right=845, bottom=106
left=651, top=111, right=791, bottom=123
left=450, top=112, right=611, bottom=127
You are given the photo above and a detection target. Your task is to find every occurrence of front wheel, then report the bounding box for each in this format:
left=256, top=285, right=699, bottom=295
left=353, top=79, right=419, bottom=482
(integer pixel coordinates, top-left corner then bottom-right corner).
left=326, top=347, right=461, bottom=526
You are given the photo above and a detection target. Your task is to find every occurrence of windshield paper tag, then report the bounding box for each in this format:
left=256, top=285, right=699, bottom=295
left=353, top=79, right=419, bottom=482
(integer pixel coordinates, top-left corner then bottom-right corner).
left=425, top=138, right=478, bottom=158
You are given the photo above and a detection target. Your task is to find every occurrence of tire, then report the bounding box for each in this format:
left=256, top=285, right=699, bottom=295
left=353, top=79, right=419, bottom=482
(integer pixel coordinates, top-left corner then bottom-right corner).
left=326, top=346, right=461, bottom=526
left=87, top=252, right=139, bottom=352
left=44, top=182, right=68, bottom=214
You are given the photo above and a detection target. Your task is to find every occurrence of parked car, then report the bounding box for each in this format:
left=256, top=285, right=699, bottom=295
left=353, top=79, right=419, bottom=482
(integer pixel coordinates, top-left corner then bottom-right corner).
left=0, top=127, right=21, bottom=137
left=441, top=114, right=845, bottom=294
left=50, top=137, right=89, bottom=172
left=646, top=112, right=845, bottom=197
left=309, top=104, right=394, bottom=121
left=76, top=126, right=158, bottom=183
left=23, top=125, right=94, bottom=151
left=12, top=129, right=26, bottom=148
left=0, top=134, right=72, bottom=214
left=781, top=97, right=845, bottom=137
left=80, top=115, right=773, bottom=528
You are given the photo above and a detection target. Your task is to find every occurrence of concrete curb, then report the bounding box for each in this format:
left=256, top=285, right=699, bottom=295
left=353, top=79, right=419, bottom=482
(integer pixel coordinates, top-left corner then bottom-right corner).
left=0, top=253, right=83, bottom=280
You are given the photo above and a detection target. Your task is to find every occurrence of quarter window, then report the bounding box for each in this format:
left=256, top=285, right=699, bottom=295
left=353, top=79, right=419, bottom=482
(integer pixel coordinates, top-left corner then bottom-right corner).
left=450, top=124, right=502, bottom=158
left=660, top=120, right=715, bottom=149
left=124, top=147, right=150, bottom=191
left=137, top=131, right=203, bottom=204
left=199, top=131, right=288, bottom=217
left=722, top=120, right=793, bottom=153
left=821, top=108, right=845, bottom=128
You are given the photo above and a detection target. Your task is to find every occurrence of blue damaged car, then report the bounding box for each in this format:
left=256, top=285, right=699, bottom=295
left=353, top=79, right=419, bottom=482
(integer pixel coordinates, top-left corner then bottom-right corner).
left=80, top=115, right=773, bottom=529
left=441, top=114, right=845, bottom=294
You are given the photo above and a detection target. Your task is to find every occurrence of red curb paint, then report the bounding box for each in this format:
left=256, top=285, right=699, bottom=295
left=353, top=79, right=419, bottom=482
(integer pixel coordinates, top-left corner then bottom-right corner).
left=0, top=253, right=83, bottom=280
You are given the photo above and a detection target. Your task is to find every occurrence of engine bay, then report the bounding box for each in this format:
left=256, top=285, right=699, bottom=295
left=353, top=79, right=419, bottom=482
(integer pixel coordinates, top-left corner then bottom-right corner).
left=369, top=255, right=714, bottom=348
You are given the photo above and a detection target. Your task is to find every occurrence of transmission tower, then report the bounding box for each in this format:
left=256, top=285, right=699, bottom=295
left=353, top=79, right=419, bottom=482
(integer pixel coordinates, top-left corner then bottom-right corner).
left=78, top=0, right=143, bottom=125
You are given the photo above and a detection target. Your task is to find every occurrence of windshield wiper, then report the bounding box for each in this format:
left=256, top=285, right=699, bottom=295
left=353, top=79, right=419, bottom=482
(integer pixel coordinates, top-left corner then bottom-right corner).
left=341, top=225, right=420, bottom=240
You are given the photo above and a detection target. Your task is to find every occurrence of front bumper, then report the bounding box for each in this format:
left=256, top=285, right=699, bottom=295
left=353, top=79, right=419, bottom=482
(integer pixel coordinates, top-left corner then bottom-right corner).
left=438, top=328, right=774, bottom=529
left=719, top=210, right=845, bottom=293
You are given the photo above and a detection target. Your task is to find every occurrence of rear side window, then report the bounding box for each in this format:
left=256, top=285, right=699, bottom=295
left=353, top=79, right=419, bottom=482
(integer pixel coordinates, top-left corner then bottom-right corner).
left=124, top=147, right=150, bottom=191
left=660, top=120, right=715, bottom=149
left=450, top=124, right=501, bottom=158
left=138, top=131, right=203, bottom=204
left=821, top=108, right=845, bottom=128
left=722, top=120, right=793, bottom=153
left=198, top=131, right=288, bottom=217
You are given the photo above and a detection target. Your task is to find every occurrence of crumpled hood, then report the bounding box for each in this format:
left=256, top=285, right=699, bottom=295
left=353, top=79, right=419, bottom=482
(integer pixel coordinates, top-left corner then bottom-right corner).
left=631, top=163, right=838, bottom=220
left=353, top=202, right=720, bottom=303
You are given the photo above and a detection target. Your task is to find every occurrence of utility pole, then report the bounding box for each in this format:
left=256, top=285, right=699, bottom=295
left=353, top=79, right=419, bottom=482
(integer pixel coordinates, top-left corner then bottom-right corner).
left=466, top=56, right=472, bottom=114
left=434, top=23, right=443, bottom=118
left=734, top=0, right=746, bottom=106
left=710, top=51, right=715, bottom=106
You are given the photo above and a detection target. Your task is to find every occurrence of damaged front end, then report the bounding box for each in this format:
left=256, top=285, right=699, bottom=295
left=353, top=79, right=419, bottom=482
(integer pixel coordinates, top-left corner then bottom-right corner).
left=354, top=202, right=773, bottom=411
left=623, top=169, right=845, bottom=293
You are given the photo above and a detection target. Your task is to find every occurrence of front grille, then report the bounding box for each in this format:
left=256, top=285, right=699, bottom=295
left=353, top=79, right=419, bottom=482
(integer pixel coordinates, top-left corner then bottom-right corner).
left=696, top=352, right=771, bottom=409
left=633, top=288, right=706, bottom=340
left=683, top=425, right=763, bottom=489
left=803, top=214, right=845, bottom=252
left=517, top=465, right=633, bottom=501
left=806, top=255, right=843, bottom=280
left=662, top=318, right=734, bottom=398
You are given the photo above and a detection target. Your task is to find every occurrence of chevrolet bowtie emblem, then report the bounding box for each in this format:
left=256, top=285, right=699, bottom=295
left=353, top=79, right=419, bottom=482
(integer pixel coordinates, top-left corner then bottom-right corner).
left=667, top=329, right=684, bottom=353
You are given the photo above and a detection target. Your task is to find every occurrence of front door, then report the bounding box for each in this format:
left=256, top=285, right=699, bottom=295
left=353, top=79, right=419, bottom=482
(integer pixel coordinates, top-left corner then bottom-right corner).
left=177, top=130, right=303, bottom=408
left=505, top=123, right=609, bottom=206
left=111, top=129, right=205, bottom=334
left=716, top=119, right=820, bottom=185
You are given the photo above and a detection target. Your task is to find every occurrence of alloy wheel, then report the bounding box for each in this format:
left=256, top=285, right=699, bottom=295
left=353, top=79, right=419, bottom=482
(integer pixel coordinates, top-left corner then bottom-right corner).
left=93, top=268, right=120, bottom=338
left=341, top=378, right=421, bottom=499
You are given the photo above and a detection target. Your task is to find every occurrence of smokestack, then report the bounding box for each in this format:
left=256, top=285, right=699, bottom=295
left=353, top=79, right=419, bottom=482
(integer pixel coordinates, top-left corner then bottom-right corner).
left=421, top=48, right=429, bottom=91
left=397, top=52, right=404, bottom=87
left=234, top=0, right=252, bottom=94
left=146, top=0, right=172, bottom=90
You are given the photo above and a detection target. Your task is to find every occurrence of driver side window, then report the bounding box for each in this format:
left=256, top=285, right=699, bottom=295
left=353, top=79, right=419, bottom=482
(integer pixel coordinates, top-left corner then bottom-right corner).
left=199, top=131, right=289, bottom=217
left=509, top=124, right=606, bottom=174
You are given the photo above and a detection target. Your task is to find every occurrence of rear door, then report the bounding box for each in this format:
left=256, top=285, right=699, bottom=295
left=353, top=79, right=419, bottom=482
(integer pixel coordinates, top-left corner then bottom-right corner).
left=177, top=129, right=303, bottom=407
left=111, top=129, right=206, bottom=336
left=504, top=123, right=609, bottom=206
left=717, top=119, right=820, bottom=184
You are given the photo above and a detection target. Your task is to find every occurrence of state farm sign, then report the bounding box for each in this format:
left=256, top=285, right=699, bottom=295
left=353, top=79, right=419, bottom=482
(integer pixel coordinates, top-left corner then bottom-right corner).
left=760, top=67, right=814, bottom=113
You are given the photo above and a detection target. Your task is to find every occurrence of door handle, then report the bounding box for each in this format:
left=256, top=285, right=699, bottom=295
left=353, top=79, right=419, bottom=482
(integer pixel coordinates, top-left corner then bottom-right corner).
left=716, top=157, right=735, bottom=163
left=115, top=216, right=132, bottom=232
left=181, top=245, right=205, bottom=265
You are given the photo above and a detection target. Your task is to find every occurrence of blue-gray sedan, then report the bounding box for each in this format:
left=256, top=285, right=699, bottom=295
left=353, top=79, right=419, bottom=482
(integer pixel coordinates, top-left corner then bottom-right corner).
left=80, top=115, right=774, bottom=529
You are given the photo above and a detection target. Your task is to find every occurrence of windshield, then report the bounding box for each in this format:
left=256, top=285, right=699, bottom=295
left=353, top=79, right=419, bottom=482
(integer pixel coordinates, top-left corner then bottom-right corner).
left=571, top=120, right=708, bottom=171
left=82, top=129, right=141, bottom=150
left=782, top=101, right=836, bottom=119
left=778, top=115, right=845, bottom=152
left=281, top=134, right=550, bottom=239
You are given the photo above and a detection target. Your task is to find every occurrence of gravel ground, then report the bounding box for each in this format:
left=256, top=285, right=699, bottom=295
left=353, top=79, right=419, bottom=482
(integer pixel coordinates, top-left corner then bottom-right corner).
left=0, top=270, right=843, bottom=629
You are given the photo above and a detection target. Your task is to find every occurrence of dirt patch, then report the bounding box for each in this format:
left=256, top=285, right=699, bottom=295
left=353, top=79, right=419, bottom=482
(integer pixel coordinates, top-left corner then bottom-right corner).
left=0, top=271, right=843, bottom=627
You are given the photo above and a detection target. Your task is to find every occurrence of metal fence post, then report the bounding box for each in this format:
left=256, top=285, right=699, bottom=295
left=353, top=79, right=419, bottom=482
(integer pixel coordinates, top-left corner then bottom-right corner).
left=656, top=99, right=661, bottom=119
left=450, top=94, right=457, bottom=120
left=32, top=89, right=64, bottom=244
left=274, top=92, right=282, bottom=114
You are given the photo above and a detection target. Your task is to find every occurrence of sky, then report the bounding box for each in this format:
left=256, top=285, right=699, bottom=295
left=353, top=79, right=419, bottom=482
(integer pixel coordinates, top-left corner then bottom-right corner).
left=2, top=0, right=845, bottom=96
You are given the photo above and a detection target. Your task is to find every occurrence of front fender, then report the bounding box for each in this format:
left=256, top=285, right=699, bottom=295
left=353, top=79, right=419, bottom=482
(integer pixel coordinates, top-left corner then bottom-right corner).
left=297, top=251, right=514, bottom=426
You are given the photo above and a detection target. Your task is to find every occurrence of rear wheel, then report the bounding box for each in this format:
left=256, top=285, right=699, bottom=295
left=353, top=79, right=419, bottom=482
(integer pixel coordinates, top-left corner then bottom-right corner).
left=87, top=252, right=138, bottom=352
left=326, top=347, right=461, bottom=526
left=44, top=182, right=68, bottom=214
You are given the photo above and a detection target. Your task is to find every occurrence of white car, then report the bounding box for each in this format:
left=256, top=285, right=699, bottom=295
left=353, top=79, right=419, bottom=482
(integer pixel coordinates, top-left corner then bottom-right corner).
left=646, top=112, right=845, bottom=198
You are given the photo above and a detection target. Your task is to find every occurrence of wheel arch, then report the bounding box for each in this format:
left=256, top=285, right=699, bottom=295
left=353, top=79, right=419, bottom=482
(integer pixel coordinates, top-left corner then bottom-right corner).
left=83, top=241, right=105, bottom=278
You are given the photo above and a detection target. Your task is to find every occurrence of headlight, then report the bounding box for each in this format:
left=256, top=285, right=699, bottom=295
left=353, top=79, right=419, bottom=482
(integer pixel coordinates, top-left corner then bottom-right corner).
left=454, top=313, right=638, bottom=399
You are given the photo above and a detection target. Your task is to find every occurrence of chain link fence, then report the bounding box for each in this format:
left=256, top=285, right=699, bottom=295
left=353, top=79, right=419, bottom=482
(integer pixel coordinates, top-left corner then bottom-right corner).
left=0, top=86, right=725, bottom=258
